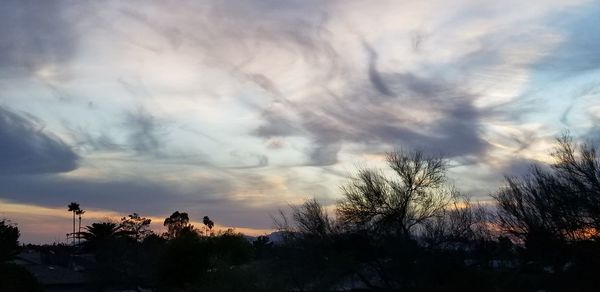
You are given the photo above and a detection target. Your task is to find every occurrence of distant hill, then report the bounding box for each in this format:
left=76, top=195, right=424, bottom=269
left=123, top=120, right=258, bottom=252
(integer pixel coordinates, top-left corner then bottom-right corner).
left=244, top=230, right=286, bottom=244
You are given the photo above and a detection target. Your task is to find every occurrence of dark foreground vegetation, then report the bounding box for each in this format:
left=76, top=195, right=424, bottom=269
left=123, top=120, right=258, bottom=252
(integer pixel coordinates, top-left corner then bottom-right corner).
left=2, top=134, right=600, bottom=291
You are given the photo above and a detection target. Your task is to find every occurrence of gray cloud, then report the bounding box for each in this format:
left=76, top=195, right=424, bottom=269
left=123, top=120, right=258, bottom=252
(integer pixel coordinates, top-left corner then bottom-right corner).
left=254, top=109, right=299, bottom=138
left=306, top=142, right=342, bottom=166
left=0, top=107, right=79, bottom=175
left=125, top=108, right=169, bottom=155
left=77, top=132, right=124, bottom=153
left=110, top=0, right=571, bottom=170
left=0, top=163, right=290, bottom=230
left=0, top=144, right=306, bottom=229
left=253, top=44, right=489, bottom=165
left=365, top=42, right=393, bottom=96
left=226, top=151, right=270, bottom=169
left=0, top=0, right=78, bottom=77
left=0, top=173, right=230, bottom=215
left=66, top=123, right=125, bottom=153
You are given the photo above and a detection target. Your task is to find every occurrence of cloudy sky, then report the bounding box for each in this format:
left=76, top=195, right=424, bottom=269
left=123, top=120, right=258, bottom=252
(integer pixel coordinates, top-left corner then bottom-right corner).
left=1, top=0, right=600, bottom=243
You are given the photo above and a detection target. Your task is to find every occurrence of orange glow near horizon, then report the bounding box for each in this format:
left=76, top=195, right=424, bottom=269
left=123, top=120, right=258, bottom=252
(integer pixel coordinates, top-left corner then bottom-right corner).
left=0, top=199, right=273, bottom=244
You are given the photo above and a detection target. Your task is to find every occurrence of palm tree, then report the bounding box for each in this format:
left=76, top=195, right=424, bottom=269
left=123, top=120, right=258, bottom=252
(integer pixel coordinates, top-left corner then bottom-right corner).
left=76, top=209, right=85, bottom=244
left=67, top=202, right=80, bottom=244
left=80, top=222, right=127, bottom=250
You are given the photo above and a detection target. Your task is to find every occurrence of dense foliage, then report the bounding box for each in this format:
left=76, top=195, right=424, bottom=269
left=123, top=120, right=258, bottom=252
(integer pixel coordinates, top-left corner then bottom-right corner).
left=0, top=219, right=20, bottom=262
left=0, top=220, right=43, bottom=291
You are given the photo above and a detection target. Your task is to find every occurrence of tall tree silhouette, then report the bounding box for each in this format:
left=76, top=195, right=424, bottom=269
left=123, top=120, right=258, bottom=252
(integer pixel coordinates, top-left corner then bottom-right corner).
left=76, top=209, right=85, bottom=245
left=67, top=202, right=80, bottom=244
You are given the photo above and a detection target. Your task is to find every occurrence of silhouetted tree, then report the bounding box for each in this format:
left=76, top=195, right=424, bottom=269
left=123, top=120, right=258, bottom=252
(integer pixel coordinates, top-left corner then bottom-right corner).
left=203, top=215, right=214, bottom=235
left=272, top=199, right=361, bottom=290
left=552, top=133, right=600, bottom=234
left=200, top=230, right=257, bottom=290
left=0, top=220, right=42, bottom=291
left=210, top=229, right=253, bottom=265
left=494, top=134, right=600, bottom=248
left=80, top=221, right=130, bottom=288
left=252, top=235, right=273, bottom=259
left=268, top=151, right=494, bottom=290
left=121, top=213, right=152, bottom=242
left=157, top=226, right=208, bottom=289
left=493, top=133, right=600, bottom=286
left=293, top=198, right=335, bottom=237
left=0, top=219, right=20, bottom=262
left=163, top=211, right=192, bottom=239
left=80, top=222, right=127, bottom=251
left=337, top=150, right=458, bottom=239
left=137, top=234, right=168, bottom=288
left=422, top=198, right=490, bottom=248
left=274, top=198, right=336, bottom=239
left=67, top=202, right=80, bottom=244
left=494, top=168, right=571, bottom=250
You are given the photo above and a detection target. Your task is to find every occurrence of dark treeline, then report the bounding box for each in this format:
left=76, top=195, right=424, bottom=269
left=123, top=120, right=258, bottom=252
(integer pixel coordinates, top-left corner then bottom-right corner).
left=2, top=133, right=600, bottom=291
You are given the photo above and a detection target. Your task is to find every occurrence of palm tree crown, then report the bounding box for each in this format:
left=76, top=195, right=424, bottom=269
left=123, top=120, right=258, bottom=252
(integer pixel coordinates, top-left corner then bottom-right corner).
left=80, top=222, right=127, bottom=250
left=68, top=202, right=80, bottom=212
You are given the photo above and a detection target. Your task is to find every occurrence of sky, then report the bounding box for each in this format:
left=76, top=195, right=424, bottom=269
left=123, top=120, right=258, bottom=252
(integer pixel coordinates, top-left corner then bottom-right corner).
left=1, top=0, right=600, bottom=244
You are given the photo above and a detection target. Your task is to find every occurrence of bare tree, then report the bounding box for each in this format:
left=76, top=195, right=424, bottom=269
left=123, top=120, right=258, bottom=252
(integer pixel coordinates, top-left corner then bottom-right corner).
left=494, top=169, right=567, bottom=244
left=493, top=133, right=600, bottom=248
left=273, top=198, right=336, bottom=239
left=292, top=198, right=335, bottom=237
left=552, top=133, right=600, bottom=234
left=336, top=150, right=457, bottom=239
left=422, top=198, right=490, bottom=248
